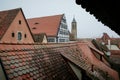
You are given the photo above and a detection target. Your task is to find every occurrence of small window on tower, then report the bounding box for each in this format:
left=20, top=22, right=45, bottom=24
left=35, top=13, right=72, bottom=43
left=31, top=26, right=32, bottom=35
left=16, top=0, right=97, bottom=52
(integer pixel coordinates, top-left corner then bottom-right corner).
left=19, top=20, right=21, bottom=24
left=12, top=32, right=15, bottom=37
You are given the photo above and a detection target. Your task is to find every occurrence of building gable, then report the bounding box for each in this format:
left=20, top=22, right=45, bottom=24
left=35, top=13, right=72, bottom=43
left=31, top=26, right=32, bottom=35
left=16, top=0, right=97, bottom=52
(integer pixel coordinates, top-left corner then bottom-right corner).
left=57, top=15, right=70, bottom=42
left=0, top=8, right=34, bottom=43
left=0, top=8, right=19, bottom=40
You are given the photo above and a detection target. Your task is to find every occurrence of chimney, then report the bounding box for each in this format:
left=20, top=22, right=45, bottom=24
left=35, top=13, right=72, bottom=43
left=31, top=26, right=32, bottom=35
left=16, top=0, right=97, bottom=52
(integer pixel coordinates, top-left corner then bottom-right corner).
left=108, top=39, right=111, bottom=50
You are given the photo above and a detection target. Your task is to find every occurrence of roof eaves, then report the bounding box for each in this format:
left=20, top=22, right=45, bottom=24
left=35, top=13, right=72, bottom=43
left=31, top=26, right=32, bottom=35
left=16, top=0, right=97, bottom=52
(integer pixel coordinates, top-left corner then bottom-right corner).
left=89, top=45, right=104, bottom=55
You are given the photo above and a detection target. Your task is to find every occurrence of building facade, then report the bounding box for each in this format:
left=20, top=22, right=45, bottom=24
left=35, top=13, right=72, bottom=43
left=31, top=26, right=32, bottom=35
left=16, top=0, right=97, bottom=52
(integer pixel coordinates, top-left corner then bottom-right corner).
left=0, top=8, right=34, bottom=43
left=27, top=14, right=69, bottom=43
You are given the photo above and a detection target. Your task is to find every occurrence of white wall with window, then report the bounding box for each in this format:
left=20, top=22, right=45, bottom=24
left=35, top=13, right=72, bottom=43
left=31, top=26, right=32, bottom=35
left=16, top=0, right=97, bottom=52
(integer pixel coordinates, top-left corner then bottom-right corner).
left=47, top=37, right=56, bottom=43
left=47, top=15, right=69, bottom=43
left=57, top=16, right=69, bottom=43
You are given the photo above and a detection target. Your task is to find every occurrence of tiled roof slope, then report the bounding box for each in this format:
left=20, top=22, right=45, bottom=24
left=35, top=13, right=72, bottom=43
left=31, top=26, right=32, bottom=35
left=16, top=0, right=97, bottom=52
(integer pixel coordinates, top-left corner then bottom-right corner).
left=0, top=8, right=20, bottom=40
left=0, top=43, right=78, bottom=80
left=60, top=42, right=119, bottom=80
left=27, top=14, right=63, bottom=37
left=0, top=42, right=119, bottom=80
left=110, top=50, right=120, bottom=55
left=77, top=42, right=119, bottom=80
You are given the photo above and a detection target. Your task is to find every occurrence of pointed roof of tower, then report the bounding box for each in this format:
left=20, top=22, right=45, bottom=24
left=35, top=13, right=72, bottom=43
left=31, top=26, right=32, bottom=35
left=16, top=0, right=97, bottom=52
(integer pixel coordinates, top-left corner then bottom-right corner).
left=72, top=17, right=76, bottom=23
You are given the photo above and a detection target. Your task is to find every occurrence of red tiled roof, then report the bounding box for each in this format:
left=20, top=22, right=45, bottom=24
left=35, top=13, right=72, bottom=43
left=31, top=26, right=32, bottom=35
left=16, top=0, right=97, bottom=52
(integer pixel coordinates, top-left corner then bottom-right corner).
left=89, top=45, right=104, bottom=55
left=110, top=50, right=120, bottom=55
left=77, top=42, right=119, bottom=80
left=110, top=55, right=120, bottom=64
left=27, top=14, right=63, bottom=37
left=0, top=42, right=119, bottom=80
left=0, top=8, right=20, bottom=39
left=60, top=42, right=119, bottom=80
left=0, top=43, right=78, bottom=80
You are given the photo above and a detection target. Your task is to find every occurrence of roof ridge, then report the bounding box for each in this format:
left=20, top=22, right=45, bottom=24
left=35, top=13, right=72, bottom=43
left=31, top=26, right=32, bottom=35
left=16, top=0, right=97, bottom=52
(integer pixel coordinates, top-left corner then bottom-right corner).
left=0, top=8, right=21, bottom=12
left=27, top=14, right=64, bottom=20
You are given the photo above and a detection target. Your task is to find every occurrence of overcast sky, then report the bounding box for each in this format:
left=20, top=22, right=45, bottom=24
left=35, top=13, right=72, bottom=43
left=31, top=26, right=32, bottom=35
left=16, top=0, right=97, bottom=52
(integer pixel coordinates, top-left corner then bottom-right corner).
left=0, top=0, right=119, bottom=38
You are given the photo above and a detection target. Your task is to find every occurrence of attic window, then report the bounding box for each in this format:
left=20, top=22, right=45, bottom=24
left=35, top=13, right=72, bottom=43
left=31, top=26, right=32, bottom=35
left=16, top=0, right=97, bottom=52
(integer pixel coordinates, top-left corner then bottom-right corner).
left=24, top=34, right=27, bottom=38
left=34, top=22, right=39, bottom=25
left=32, top=27, right=36, bottom=29
left=12, top=32, right=15, bottom=37
left=19, top=20, right=21, bottom=24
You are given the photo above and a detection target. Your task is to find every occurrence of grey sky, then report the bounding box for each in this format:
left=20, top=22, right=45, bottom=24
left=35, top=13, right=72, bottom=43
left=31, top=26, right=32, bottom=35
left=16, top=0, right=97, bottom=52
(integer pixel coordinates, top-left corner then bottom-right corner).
left=0, top=0, right=119, bottom=38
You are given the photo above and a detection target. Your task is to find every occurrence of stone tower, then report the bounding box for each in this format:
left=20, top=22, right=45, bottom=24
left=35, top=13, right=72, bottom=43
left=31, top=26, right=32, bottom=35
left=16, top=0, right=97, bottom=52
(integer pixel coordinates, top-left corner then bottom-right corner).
left=71, top=17, right=77, bottom=40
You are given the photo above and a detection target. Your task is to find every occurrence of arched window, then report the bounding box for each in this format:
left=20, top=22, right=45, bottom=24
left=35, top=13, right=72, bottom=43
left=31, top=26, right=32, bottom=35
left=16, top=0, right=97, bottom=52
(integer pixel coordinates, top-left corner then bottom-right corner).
left=18, top=32, right=22, bottom=40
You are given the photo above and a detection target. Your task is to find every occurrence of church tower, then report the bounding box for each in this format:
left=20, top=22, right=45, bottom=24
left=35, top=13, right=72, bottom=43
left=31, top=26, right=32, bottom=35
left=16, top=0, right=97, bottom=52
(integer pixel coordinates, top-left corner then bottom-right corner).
left=71, top=17, right=77, bottom=40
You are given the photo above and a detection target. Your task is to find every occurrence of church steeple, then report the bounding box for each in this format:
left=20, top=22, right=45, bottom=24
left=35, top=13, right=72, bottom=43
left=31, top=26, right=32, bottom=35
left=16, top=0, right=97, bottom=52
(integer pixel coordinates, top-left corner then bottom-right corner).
left=71, top=17, right=77, bottom=40
left=72, top=17, right=76, bottom=23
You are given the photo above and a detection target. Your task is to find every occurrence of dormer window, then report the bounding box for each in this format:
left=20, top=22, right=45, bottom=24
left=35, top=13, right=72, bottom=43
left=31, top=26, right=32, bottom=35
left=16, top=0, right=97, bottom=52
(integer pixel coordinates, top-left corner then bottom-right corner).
left=32, top=27, right=36, bottom=29
left=19, top=20, right=21, bottom=24
left=34, top=22, right=39, bottom=25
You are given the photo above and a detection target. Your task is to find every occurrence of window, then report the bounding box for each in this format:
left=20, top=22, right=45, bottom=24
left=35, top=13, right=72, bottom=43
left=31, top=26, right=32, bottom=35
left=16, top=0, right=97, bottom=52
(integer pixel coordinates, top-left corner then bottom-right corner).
left=34, top=22, right=39, bottom=25
left=18, top=32, right=22, bottom=40
left=48, top=38, right=55, bottom=42
left=59, top=30, right=63, bottom=34
left=32, top=27, right=36, bottom=29
left=62, top=18, right=66, bottom=23
left=19, top=20, right=21, bottom=24
left=59, top=39, right=65, bottom=42
left=24, top=34, right=27, bottom=38
left=12, top=32, right=15, bottom=37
